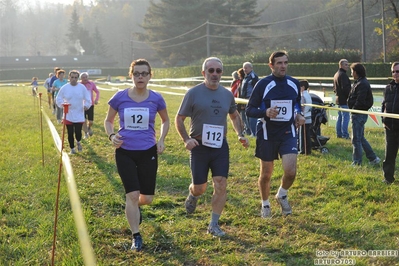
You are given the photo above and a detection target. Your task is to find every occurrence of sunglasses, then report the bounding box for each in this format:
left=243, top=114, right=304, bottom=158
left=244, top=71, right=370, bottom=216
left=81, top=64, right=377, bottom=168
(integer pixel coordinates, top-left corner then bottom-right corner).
left=133, top=71, right=150, bottom=77
left=207, top=68, right=223, bottom=74
left=392, top=70, right=399, bottom=74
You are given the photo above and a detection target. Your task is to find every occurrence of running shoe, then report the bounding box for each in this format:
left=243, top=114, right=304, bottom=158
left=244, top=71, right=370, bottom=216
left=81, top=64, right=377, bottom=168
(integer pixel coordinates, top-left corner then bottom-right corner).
left=207, top=224, right=226, bottom=237
left=185, top=194, right=198, bottom=214
left=275, top=195, right=292, bottom=215
left=369, top=157, right=381, bottom=165
left=261, top=205, right=272, bottom=218
left=131, top=235, right=143, bottom=252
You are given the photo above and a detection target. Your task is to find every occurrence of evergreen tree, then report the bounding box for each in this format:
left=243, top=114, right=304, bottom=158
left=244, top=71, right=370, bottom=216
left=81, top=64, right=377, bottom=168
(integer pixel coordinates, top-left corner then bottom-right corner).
left=140, top=0, right=263, bottom=66
left=67, top=4, right=94, bottom=55
left=208, top=0, right=264, bottom=57
left=92, top=26, right=108, bottom=56
left=67, top=6, right=80, bottom=54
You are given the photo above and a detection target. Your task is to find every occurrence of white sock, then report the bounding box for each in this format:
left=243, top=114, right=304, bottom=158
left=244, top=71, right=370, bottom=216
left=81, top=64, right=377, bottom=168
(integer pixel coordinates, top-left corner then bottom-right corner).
left=277, top=186, right=288, bottom=198
left=262, top=199, right=270, bottom=207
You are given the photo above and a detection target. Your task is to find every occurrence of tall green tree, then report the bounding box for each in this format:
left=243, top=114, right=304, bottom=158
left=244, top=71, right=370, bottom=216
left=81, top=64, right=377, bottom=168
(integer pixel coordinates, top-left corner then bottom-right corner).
left=67, top=4, right=94, bottom=55
left=140, top=0, right=263, bottom=66
left=92, top=26, right=108, bottom=56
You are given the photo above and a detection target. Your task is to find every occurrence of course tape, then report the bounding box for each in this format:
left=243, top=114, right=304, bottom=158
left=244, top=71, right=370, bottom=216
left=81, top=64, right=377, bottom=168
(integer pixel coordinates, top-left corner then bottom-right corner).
left=303, top=103, right=399, bottom=120
left=42, top=110, right=96, bottom=265
left=96, top=82, right=398, bottom=120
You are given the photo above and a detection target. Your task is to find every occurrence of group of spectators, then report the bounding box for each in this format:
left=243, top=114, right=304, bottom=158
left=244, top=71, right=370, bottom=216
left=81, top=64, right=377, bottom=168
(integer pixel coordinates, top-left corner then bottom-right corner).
left=333, top=59, right=399, bottom=184
left=230, top=62, right=259, bottom=136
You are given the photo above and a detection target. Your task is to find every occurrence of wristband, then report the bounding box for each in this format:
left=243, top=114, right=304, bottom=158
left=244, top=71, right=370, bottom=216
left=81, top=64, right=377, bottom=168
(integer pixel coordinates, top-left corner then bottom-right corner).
left=108, top=133, right=116, bottom=141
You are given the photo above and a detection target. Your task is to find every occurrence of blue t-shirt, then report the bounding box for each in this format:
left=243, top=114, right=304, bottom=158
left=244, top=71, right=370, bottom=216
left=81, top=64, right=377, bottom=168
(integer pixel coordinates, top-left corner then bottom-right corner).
left=246, top=74, right=301, bottom=141
left=108, top=89, right=166, bottom=151
left=52, top=79, right=68, bottom=97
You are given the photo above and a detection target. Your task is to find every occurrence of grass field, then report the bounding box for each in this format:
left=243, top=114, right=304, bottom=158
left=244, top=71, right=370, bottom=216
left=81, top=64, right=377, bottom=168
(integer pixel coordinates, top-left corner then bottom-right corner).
left=1, top=83, right=398, bottom=266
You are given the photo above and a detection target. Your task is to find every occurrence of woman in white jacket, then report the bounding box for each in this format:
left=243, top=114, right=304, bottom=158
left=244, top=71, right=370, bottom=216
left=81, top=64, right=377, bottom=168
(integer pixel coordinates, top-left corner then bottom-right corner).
left=56, top=70, right=92, bottom=154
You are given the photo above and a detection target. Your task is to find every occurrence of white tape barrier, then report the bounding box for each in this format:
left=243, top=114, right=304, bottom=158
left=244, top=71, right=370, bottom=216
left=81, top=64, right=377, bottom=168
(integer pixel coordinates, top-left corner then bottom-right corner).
left=303, top=103, right=399, bottom=119
left=42, top=110, right=96, bottom=266
left=95, top=79, right=397, bottom=119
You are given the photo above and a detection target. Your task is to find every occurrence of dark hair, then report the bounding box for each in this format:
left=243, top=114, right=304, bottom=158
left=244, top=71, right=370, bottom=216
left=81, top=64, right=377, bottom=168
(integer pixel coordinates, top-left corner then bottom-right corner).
left=350, top=63, right=366, bottom=78
left=237, top=68, right=245, bottom=80
left=269, top=51, right=288, bottom=65
left=392, top=62, right=399, bottom=69
left=299, top=80, right=309, bottom=90
left=129, top=59, right=152, bottom=77
left=69, top=70, right=80, bottom=77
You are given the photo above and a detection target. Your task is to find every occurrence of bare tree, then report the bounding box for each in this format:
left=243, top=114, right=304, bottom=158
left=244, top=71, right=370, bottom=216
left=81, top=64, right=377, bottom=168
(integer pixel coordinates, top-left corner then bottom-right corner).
left=305, top=2, right=354, bottom=49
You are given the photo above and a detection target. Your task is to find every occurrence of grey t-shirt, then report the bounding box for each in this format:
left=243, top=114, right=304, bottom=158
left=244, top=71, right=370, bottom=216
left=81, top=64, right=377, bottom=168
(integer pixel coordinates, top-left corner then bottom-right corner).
left=177, top=82, right=237, bottom=138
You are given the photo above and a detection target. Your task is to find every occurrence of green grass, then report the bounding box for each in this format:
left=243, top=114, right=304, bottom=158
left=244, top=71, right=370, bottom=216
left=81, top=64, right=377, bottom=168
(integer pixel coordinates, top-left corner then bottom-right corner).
left=1, top=84, right=399, bottom=266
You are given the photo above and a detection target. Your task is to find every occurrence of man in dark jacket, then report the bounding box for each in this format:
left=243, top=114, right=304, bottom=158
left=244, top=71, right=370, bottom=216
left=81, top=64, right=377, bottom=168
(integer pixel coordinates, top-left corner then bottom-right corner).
left=333, top=59, right=351, bottom=139
left=347, top=63, right=380, bottom=166
left=241, top=62, right=259, bottom=136
left=381, top=61, right=399, bottom=184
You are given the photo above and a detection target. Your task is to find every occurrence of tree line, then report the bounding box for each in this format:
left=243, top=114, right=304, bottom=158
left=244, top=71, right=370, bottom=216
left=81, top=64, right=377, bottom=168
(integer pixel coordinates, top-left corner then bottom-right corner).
left=0, top=0, right=398, bottom=67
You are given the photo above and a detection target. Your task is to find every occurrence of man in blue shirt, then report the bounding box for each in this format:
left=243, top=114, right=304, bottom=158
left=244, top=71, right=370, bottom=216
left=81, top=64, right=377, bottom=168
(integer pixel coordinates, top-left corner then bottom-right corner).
left=246, top=51, right=305, bottom=218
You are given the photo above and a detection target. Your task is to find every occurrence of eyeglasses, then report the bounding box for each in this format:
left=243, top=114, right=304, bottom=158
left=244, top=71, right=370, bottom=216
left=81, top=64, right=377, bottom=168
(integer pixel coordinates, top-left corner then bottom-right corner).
left=133, top=71, right=150, bottom=77
left=392, top=70, right=399, bottom=74
left=207, top=68, right=223, bottom=74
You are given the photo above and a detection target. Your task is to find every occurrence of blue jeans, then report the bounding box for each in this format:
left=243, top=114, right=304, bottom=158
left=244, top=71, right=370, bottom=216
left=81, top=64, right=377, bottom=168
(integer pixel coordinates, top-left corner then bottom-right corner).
left=336, top=104, right=350, bottom=138
left=351, top=114, right=377, bottom=165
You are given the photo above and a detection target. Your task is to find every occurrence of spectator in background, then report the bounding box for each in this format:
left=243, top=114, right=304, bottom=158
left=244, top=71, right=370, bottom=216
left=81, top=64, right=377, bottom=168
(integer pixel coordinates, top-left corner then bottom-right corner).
left=80, top=72, right=100, bottom=138
left=236, top=68, right=246, bottom=115
left=56, top=70, right=91, bottom=154
left=347, top=63, right=380, bottom=166
left=240, top=62, right=259, bottom=136
left=381, top=62, right=399, bottom=184
left=31, top=77, right=38, bottom=96
left=298, top=80, right=312, bottom=155
left=52, top=69, right=68, bottom=124
left=333, top=59, right=351, bottom=139
left=44, top=73, right=54, bottom=109
left=230, top=71, right=240, bottom=98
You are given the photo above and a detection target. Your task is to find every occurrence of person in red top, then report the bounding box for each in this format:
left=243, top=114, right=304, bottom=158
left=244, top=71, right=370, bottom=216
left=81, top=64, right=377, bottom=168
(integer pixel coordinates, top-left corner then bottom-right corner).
left=80, top=72, right=100, bottom=138
left=230, top=71, right=240, bottom=97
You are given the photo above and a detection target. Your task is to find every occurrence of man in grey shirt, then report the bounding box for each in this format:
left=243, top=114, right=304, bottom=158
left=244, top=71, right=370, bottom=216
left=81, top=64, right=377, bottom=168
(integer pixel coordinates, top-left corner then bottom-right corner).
left=175, top=57, right=249, bottom=237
